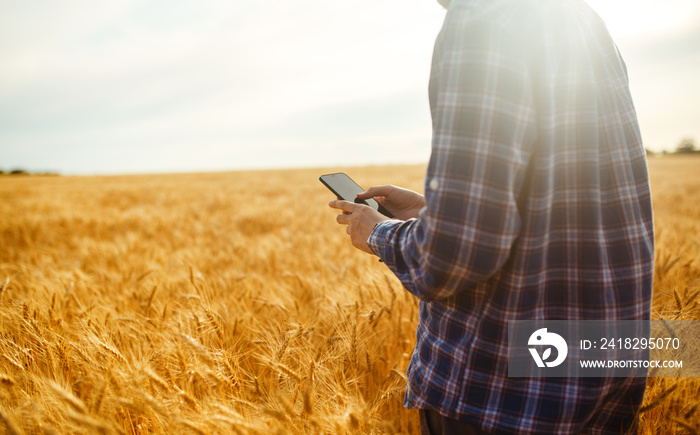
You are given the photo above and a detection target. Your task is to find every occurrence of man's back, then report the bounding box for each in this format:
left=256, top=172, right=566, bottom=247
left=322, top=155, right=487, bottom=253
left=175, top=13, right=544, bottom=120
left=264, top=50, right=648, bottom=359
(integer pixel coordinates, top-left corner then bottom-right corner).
left=367, top=0, right=653, bottom=432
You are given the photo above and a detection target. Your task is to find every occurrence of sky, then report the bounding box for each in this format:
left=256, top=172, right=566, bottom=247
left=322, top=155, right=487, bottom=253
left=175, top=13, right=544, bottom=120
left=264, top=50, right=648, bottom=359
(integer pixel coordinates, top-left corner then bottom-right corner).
left=1, top=0, right=699, bottom=175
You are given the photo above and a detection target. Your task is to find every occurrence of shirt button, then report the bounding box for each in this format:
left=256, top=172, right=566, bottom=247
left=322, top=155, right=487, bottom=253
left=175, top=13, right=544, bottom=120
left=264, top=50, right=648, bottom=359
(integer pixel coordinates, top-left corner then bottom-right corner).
left=429, top=178, right=439, bottom=190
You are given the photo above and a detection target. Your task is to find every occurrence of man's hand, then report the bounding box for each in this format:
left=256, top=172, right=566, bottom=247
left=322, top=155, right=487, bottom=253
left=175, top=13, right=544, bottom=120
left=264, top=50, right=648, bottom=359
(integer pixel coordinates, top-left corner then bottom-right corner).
left=329, top=200, right=390, bottom=254
left=357, top=185, right=426, bottom=220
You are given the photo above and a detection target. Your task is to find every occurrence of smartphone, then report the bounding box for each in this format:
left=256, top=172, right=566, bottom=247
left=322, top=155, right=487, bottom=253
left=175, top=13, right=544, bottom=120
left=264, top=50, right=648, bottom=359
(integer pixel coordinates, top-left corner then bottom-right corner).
left=319, top=172, right=393, bottom=218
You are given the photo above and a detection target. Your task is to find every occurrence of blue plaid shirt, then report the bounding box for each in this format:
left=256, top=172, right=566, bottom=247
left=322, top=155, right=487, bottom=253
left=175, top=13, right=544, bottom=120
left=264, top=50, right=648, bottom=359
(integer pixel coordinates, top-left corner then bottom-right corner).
left=368, top=0, right=654, bottom=433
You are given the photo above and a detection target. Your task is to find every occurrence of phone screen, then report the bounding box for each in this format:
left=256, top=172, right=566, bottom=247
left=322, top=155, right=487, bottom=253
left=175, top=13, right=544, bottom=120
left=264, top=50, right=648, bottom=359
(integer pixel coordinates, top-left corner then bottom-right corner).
left=319, top=172, right=393, bottom=218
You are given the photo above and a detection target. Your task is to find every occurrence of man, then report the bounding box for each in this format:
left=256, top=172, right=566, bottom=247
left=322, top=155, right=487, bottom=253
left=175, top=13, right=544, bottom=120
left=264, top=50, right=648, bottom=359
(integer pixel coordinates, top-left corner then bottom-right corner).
left=329, top=0, right=654, bottom=433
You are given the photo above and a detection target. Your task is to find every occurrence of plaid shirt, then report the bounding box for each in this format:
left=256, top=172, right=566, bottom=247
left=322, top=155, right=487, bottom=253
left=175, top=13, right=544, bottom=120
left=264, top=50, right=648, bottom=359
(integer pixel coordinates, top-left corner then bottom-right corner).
left=368, top=0, right=654, bottom=433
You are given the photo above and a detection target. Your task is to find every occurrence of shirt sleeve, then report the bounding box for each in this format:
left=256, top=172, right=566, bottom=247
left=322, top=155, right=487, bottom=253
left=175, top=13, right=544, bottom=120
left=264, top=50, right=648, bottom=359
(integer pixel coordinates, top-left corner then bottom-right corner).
left=368, top=10, right=537, bottom=301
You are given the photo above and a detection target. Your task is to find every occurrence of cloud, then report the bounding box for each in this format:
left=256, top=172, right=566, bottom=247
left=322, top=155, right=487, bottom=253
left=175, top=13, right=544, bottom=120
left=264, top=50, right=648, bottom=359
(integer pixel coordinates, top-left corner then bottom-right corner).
left=3, top=0, right=697, bottom=172
left=0, top=0, right=446, bottom=174
left=619, top=23, right=700, bottom=150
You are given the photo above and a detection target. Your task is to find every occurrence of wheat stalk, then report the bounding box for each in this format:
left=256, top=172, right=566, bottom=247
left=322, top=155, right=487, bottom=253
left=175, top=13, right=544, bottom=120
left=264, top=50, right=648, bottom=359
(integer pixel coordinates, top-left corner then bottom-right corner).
left=639, top=383, right=679, bottom=414
left=673, top=417, right=699, bottom=435
left=0, top=408, right=22, bottom=435
left=47, top=381, right=88, bottom=414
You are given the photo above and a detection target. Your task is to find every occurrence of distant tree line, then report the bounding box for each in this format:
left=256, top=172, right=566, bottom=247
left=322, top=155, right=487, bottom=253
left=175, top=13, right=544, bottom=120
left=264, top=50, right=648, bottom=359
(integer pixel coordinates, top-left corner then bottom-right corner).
left=0, top=169, right=59, bottom=176
left=674, top=138, right=699, bottom=154
left=646, top=137, right=699, bottom=156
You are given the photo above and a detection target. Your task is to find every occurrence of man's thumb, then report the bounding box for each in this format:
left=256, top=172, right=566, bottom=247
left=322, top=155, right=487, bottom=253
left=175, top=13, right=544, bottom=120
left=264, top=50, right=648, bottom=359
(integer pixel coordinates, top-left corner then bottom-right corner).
left=358, top=185, right=389, bottom=199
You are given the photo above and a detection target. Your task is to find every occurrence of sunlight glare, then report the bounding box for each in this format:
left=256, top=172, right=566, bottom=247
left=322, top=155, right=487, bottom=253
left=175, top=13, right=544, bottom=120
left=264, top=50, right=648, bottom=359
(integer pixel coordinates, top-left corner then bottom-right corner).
left=585, top=0, right=699, bottom=41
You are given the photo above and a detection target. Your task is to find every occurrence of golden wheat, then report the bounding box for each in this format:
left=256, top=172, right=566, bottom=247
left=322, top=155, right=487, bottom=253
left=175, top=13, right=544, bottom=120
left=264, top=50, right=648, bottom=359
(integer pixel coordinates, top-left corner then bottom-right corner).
left=0, top=159, right=698, bottom=433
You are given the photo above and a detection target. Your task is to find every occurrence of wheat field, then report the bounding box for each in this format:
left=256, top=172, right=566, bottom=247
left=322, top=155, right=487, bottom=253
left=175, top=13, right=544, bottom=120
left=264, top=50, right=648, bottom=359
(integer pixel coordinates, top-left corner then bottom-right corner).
left=0, top=157, right=698, bottom=434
